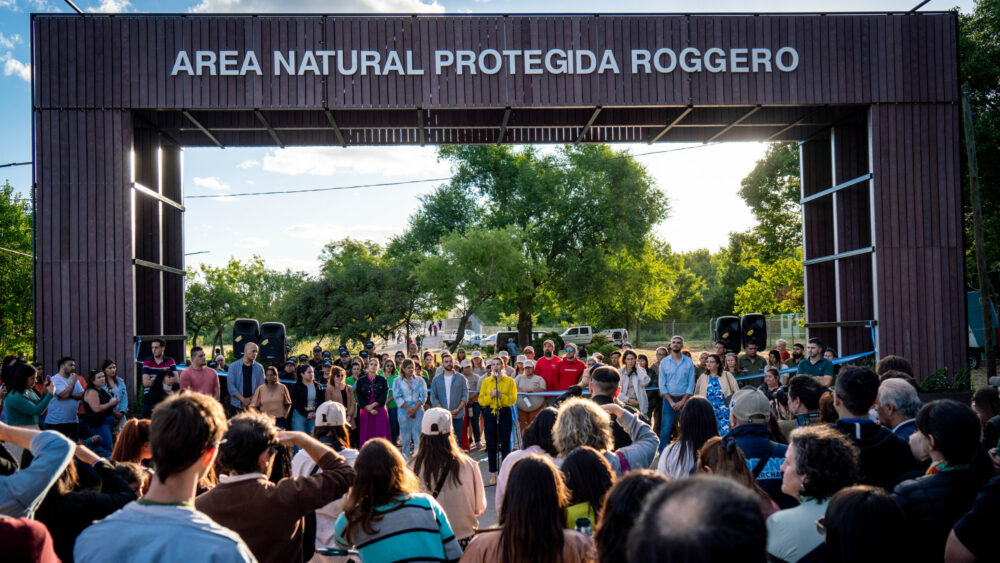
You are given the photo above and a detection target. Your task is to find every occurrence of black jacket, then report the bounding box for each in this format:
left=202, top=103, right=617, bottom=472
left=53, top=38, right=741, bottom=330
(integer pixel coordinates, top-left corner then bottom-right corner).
left=892, top=467, right=990, bottom=561
left=35, top=459, right=137, bottom=562
left=592, top=395, right=634, bottom=449
left=290, top=381, right=325, bottom=418
left=355, top=375, right=388, bottom=408
left=833, top=419, right=915, bottom=490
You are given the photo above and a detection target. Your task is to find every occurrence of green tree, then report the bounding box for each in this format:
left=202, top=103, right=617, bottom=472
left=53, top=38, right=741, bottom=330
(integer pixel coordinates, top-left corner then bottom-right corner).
left=401, top=144, right=668, bottom=345
left=585, top=238, right=677, bottom=346
left=738, top=142, right=802, bottom=261
left=417, top=227, right=538, bottom=351
left=960, top=0, right=1000, bottom=295
left=0, top=181, right=33, bottom=354
left=185, top=256, right=299, bottom=351
left=734, top=248, right=805, bottom=315
left=284, top=239, right=419, bottom=346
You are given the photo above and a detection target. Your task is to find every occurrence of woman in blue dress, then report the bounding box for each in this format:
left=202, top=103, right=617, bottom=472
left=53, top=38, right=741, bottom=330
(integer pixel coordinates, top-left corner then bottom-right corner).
left=694, top=354, right=740, bottom=436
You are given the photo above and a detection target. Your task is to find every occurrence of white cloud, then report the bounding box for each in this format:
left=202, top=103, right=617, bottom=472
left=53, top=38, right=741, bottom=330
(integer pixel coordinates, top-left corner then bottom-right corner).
left=260, top=146, right=449, bottom=178
left=192, top=176, right=231, bottom=192
left=190, top=0, right=444, bottom=14
left=238, top=159, right=259, bottom=169
left=90, top=0, right=130, bottom=12
left=284, top=222, right=401, bottom=246
left=0, top=32, right=20, bottom=50
left=235, top=236, right=271, bottom=250
left=3, top=55, right=30, bottom=82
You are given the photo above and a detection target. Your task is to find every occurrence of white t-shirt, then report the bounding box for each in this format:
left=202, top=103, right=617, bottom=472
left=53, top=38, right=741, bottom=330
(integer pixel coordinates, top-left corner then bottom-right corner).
left=443, top=373, right=454, bottom=408
left=48, top=374, right=84, bottom=424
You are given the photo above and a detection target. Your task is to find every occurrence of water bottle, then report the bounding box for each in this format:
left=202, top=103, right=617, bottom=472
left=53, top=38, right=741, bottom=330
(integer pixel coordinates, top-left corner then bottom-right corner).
left=575, top=516, right=592, bottom=537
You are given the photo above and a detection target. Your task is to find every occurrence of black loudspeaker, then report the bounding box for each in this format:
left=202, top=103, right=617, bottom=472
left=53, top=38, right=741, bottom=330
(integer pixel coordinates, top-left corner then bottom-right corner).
left=232, top=318, right=260, bottom=359
left=259, top=322, right=286, bottom=364
left=716, top=316, right=742, bottom=354
left=741, top=314, right=767, bottom=351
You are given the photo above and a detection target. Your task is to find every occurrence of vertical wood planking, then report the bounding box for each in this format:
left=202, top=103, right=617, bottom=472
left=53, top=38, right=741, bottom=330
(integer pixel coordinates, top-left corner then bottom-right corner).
left=34, top=110, right=134, bottom=392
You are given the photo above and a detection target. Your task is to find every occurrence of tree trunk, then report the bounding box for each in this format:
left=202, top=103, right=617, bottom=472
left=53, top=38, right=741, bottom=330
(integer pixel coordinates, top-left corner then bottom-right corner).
left=451, top=314, right=470, bottom=353
left=517, top=307, right=533, bottom=348
left=190, top=326, right=202, bottom=347
left=635, top=317, right=642, bottom=347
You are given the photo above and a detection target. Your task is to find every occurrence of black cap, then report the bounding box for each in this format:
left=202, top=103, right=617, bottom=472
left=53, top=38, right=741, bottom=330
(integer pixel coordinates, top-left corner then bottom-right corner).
left=322, top=350, right=332, bottom=358
left=394, top=351, right=405, bottom=358
left=365, top=341, right=375, bottom=348
left=340, top=351, right=349, bottom=357
left=285, top=358, right=296, bottom=365
left=298, top=354, right=308, bottom=361
left=359, top=350, right=369, bottom=358
left=323, top=360, right=333, bottom=367
left=591, top=365, right=621, bottom=387
left=313, top=345, right=322, bottom=351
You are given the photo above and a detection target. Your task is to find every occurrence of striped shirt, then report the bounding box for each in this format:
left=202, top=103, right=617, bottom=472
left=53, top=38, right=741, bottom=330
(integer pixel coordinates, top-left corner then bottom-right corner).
left=334, top=493, right=461, bottom=562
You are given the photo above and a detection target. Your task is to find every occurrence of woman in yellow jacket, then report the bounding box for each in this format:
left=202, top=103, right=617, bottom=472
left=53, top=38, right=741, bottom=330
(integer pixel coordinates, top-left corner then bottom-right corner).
left=479, top=357, right=518, bottom=485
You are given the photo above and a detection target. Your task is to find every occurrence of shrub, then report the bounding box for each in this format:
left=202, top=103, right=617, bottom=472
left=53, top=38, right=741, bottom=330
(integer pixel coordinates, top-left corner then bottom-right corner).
left=590, top=334, right=609, bottom=348
left=483, top=345, right=495, bottom=356
left=533, top=331, right=564, bottom=352
left=598, top=343, right=617, bottom=358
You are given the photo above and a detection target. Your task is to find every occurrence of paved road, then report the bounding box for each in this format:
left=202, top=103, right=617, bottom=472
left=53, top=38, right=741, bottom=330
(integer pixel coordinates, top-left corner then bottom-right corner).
left=473, top=447, right=500, bottom=528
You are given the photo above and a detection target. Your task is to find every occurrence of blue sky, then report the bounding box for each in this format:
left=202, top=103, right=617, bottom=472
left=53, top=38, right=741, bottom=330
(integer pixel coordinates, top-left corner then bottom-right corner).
left=0, top=0, right=975, bottom=273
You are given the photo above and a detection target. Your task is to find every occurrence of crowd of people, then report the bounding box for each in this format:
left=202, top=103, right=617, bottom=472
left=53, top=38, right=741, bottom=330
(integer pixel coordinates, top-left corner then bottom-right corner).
left=2, top=333, right=999, bottom=562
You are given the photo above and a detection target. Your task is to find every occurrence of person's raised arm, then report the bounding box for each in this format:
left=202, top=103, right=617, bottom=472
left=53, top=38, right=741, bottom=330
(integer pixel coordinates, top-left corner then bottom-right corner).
left=600, top=403, right=658, bottom=469
left=0, top=423, right=74, bottom=518
left=275, top=431, right=355, bottom=513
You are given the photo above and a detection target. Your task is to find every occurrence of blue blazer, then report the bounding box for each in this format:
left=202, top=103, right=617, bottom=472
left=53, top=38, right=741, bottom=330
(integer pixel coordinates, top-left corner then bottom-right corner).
left=226, top=361, right=265, bottom=409
left=429, top=371, right=469, bottom=418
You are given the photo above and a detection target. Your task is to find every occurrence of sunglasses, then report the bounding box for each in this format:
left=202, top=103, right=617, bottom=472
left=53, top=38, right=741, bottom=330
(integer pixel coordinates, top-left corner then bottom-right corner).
left=267, top=443, right=282, bottom=456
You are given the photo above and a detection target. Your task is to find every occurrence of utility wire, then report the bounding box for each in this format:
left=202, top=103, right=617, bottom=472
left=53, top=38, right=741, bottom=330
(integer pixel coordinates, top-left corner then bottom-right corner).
left=0, top=246, right=33, bottom=258
left=187, top=142, right=721, bottom=200
left=0, top=161, right=31, bottom=169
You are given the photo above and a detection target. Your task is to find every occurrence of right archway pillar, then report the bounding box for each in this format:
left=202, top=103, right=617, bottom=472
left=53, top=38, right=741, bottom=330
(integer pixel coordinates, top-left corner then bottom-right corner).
left=801, top=104, right=965, bottom=380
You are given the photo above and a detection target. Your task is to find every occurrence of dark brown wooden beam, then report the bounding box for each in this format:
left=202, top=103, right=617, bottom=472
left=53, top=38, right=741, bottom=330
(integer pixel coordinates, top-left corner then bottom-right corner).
left=496, top=107, right=511, bottom=145
left=417, top=108, right=425, bottom=147
left=254, top=110, right=284, bottom=148
left=648, top=107, right=693, bottom=144
left=574, top=106, right=603, bottom=144
left=322, top=109, right=347, bottom=147
left=707, top=106, right=762, bottom=142
left=182, top=110, right=223, bottom=149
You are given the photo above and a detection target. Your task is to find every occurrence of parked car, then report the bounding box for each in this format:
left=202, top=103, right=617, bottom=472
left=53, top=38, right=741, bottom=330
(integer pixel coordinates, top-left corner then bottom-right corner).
left=443, top=328, right=474, bottom=347
left=484, top=333, right=498, bottom=347
left=560, top=326, right=594, bottom=347
left=599, top=328, right=630, bottom=347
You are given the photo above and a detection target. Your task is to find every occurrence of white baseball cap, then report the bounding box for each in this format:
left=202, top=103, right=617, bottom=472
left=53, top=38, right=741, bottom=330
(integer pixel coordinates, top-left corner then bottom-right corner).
left=315, top=401, right=351, bottom=428
left=421, top=408, right=453, bottom=435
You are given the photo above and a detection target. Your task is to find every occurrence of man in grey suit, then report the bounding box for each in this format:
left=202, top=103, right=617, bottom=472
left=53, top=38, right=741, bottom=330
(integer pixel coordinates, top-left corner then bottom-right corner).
left=227, top=342, right=265, bottom=415
left=429, top=353, right=468, bottom=436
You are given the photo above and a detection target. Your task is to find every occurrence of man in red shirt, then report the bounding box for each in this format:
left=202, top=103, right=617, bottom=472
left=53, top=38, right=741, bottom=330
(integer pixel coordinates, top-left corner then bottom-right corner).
left=553, top=343, right=586, bottom=391
left=180, top=346, right=221, bottom=401
left=533, top=339, right=562, bottom=390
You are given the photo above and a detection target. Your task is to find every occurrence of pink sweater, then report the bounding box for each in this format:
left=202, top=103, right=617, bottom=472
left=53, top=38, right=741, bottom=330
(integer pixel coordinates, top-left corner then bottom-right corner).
left=495, top=445, right=562, bottom=511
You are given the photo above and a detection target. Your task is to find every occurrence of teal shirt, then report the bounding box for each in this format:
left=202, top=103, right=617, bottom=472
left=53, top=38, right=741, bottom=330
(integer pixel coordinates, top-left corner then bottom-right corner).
left=334, top=493, right=462, bottom=562
left=4, top=389, right=54, bottom=426
left=796, top=358, right=835, bottom=378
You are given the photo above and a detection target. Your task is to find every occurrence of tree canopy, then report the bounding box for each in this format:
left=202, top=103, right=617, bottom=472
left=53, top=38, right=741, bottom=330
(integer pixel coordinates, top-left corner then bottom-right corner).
left=0, top=180, right=33, bottom=354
